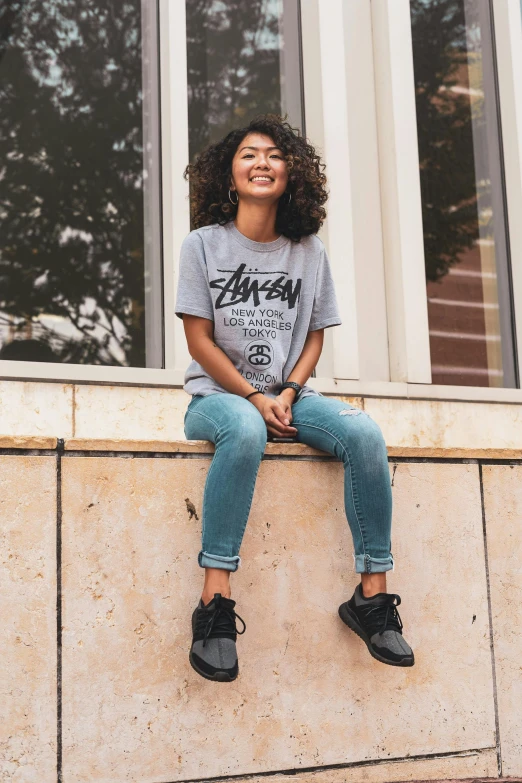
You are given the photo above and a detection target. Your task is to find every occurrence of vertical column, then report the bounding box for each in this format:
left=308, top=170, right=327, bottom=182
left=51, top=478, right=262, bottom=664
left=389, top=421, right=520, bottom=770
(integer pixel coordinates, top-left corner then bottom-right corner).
left=301, top=0, right=360, bottom=380
left=492, top=0, right=522, bottom=384
left=371, top=0, right=432, bottom=383
left=300, top=0, right=332, bottom=379
left=159, top=0, right=192, bottom=376
left=342, top=0, right=390, bottom=382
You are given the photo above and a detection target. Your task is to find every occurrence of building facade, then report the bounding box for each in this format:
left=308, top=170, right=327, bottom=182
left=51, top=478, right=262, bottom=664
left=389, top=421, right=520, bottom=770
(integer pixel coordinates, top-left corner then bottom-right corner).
left=2, top=0, right=522, bottom=406
left=2, top=2, right=522, bottom=782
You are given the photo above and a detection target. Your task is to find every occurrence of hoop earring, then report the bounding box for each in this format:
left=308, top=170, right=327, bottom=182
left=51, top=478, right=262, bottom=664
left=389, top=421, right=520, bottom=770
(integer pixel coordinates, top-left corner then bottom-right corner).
left=228, top=189, right=238, bottom=205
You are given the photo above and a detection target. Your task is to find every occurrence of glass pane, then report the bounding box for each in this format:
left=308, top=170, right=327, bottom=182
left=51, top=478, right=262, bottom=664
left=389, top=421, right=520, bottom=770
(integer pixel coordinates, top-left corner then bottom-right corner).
left=411, top=0, right=517, bottom=387
left=186, top=0, right=304, bottom=167
left=0, top=0, right=163, bottom=367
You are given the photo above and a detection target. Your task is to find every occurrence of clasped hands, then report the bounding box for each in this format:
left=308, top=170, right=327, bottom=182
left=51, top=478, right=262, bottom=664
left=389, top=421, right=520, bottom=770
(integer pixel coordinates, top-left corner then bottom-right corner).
left=247, top=388, right=297, bottom=439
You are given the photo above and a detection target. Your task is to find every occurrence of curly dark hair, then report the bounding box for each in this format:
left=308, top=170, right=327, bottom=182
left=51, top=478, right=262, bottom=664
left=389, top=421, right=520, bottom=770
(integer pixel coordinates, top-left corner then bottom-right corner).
left=183, top=114, right=328, bottom=242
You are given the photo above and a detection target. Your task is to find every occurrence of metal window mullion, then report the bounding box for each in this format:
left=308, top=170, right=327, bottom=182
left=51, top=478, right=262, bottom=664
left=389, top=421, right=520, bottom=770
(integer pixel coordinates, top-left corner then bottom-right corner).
left=370, top=0, right=432, bottom=384
left=491, top=0, right=522, bottom=387
left=477, top=0, right=518, bottom=388
left=279, top=0, right=304, bottom=131
left=159, top=0, right=191, bottom=373
left=141, top=0, right=164, bottom=368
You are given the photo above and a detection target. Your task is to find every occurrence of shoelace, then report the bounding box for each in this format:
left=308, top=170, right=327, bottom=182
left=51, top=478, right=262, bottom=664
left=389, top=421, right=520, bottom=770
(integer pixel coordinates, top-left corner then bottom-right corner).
left=357, top=594, right=403, bottom=638
left=196, top=598, right=246, bottom=648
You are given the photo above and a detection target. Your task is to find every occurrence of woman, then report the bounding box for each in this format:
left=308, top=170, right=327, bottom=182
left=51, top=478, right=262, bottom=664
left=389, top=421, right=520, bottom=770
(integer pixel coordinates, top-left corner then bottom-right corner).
left=176, top=115, right=414, bottom=682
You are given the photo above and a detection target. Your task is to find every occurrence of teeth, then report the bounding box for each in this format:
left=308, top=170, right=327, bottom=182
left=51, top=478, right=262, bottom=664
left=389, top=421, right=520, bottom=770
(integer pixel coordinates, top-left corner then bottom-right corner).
left=251, top=177, right=272, bottom=182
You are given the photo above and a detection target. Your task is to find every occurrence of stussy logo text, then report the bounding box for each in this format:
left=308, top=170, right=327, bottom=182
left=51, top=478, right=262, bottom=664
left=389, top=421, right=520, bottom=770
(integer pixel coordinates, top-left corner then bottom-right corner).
left=209, top=264, right=301, bottom=310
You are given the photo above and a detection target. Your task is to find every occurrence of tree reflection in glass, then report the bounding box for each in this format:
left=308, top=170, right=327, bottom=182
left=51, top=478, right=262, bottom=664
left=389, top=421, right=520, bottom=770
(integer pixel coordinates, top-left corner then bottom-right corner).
left=0, top=0, right=161, bottom=366
left=186, top=0, right=303, bottom=174
left=411, top=0, right=516, bottom=387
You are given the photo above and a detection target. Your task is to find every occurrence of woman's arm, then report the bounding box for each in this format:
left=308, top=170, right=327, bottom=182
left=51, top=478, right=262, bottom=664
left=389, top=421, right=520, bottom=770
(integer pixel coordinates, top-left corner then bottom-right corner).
left=276, top=329, right=324, bottom=418
left=285, top=328, right=324, bottom=388
left=183, top=314, right=256, bottom=398
left=182, top=314, right=297, bottom=436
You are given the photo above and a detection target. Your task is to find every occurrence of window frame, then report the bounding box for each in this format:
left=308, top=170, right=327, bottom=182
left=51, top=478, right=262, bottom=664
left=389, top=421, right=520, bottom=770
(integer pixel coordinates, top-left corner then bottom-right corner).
left=3, top=0, right=522, bottom=408
left=491, top=0, right=522, bottom=382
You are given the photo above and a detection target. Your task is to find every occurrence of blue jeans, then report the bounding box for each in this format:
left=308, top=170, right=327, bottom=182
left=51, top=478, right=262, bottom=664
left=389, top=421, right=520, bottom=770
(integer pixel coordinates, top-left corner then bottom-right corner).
left=184, top=393, right=393, bottom=574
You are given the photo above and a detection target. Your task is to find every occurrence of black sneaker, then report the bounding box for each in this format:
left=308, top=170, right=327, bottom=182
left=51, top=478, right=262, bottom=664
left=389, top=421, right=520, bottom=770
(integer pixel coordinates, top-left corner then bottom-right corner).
left=189, top=593, right=246, bottom=682
left=339, top=583, right=414, bottom=667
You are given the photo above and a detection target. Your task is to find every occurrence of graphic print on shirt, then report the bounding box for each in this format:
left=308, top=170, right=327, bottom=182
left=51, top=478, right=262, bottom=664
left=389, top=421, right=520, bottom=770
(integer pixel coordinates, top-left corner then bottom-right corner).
left=209, top=264, right=302, bottom=392
left=209, top=264, right=301, bottom=309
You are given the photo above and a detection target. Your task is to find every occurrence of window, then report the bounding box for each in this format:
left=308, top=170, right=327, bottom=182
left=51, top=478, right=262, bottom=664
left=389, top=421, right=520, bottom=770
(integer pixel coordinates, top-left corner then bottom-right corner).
left=411, top=0, right=517, bottom=388
left=0, top=0, right=162, bottom=367
left=185, top=0, right=304, bottom=168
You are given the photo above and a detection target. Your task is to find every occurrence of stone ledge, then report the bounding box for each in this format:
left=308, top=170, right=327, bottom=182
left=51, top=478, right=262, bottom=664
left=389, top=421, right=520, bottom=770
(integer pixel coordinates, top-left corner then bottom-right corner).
left=1, top=435, right=522, bottom=460
left=63, top=437, right=327, bottom=456
left=387, top=446, right=522, bottom=459
left=63, top=438, right=522, bottom=460
left=0, top=435, right=57, bottom=449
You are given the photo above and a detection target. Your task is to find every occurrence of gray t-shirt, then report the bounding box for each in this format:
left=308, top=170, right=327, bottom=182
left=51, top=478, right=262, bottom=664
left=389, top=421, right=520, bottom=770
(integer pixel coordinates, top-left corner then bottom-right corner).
left=175, top=221, right=341, bottom=398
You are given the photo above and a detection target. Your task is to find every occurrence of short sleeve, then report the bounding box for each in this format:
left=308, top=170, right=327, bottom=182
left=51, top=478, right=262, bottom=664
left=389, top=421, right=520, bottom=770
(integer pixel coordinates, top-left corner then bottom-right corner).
left=308, top=245, right=342, bottom=331
left=175, top=232, right=214, bottom=321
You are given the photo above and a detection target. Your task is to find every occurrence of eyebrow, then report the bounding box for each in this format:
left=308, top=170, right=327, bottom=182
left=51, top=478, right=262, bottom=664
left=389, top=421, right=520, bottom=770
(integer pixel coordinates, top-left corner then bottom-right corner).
left=239, top=146, right=282, bottom=153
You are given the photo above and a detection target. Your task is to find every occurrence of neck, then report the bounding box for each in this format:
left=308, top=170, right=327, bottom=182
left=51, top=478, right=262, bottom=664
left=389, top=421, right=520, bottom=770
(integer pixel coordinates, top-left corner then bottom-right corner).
left=234, top=200, right=280, bottom=243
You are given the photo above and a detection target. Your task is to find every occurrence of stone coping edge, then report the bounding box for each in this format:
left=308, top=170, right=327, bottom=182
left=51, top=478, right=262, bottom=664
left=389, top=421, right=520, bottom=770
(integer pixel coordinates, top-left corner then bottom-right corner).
left=64, top=439, right=522, bottom=459
left=1, top=435, right=522, bottom=459
left=0, top=435, right=57, bottom=449
left=63, top=438, right=327, bottom=456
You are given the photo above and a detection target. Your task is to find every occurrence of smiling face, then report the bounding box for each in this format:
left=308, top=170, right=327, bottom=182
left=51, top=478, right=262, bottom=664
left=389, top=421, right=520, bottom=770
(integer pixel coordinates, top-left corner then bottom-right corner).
left=230, top=132, right=288, bottom=204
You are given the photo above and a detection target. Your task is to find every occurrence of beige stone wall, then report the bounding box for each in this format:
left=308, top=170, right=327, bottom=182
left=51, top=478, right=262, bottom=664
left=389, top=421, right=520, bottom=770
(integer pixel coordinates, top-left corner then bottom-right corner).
left=0, top=456, right=57, bottom=783
left=1, top=439, right=521, bottom=782
left=4, top=380, right=522, bottom=451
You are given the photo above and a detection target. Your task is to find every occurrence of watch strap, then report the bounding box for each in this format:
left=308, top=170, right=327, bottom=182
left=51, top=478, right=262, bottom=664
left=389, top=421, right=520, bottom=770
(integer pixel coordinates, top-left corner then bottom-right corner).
left=280, top=381, right=302, bottom=398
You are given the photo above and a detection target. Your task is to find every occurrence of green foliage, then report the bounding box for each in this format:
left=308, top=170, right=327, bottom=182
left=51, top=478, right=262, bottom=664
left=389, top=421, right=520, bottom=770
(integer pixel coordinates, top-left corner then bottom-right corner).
left=186, top=0, right=286, bottom=163
left=0, top=0, right=147, bottom=364
left=0, top=0, right=291, bottom=363
left=411, top=0, right=483, bottom=282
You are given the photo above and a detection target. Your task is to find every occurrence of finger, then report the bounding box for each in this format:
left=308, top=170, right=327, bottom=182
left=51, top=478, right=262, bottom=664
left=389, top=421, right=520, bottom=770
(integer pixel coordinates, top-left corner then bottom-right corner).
left=266, top=414, right=297, bottom=435
left=271, top=401, right=292, bottom=426
left=266, top=414, right=292, bottom=434
left=267, top=424, right=297, bottom=438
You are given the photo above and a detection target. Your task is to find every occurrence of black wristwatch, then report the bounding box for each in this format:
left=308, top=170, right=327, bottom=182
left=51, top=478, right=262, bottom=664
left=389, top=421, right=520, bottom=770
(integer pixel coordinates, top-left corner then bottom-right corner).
left=279, top=381, right=302, bottom=400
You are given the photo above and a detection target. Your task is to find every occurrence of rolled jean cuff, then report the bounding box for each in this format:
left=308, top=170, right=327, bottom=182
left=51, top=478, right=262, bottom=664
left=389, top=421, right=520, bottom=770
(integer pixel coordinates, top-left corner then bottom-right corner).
left=354, top=553, right=394, bottom=574
left=198, top=551, right=241, bottom=572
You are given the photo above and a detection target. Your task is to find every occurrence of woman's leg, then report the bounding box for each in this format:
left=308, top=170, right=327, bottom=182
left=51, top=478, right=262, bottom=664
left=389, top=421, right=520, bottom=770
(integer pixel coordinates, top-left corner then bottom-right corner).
left=292, top=394, right=393, bottom=587
left=184, top=393, right=267, bottom=602
left=185, top=393, right=266, bottom=681
left=291, top=395, right=413, bottom=667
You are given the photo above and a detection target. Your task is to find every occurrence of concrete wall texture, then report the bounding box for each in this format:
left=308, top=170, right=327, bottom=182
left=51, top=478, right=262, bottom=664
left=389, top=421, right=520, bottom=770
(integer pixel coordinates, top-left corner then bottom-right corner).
left=1, top=437, right=521, bottom=783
